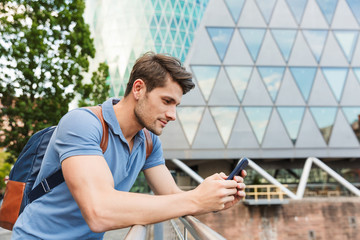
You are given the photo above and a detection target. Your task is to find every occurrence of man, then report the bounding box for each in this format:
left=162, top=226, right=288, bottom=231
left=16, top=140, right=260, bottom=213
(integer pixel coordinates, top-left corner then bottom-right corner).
left=12, top=52, right=246, bottom=239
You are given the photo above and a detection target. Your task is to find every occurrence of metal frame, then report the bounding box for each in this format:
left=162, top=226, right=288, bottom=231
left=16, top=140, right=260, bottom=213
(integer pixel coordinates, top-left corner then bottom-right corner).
left=171, top=157, right=360, bottom=200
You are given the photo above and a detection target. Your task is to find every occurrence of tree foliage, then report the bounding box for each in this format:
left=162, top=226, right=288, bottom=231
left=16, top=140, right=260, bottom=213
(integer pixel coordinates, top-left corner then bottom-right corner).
left=0, top=0, right=108, bottom=163
left=77, top=62, right=110, bottom=107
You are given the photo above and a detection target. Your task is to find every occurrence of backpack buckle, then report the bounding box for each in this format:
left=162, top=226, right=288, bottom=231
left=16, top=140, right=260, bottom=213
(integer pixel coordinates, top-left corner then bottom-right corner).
left=40, top=179, right=51, bottom=193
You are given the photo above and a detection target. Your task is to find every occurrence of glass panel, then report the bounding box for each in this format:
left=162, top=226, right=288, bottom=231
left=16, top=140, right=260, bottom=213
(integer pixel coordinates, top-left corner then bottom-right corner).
left=342, top=107, right=360, bottom=142
left=244, top=107, right=273, bottom=144
left=290, top=67, right=317, bottom=102
left=310, top=107, right=337, bottom=144
left=225, top=66, right=253, bottom=102
left=321, top=67, right=348, bottom=102
left=316, top=0, right=338, bottom=24
left=258, top=67, right=285, bottom=101
left=207, top=27, right=234, bottom=61
left=224, top=0, right=245, bottom=23
left=239, top=28, right=266, bottom=62
left=302, top=30, right=328, bottom=62
left=285, top=0, right=308, bottom=24
left=256, top=0, right=277, bottom=23
left=271, top=29, right=297, bottom=62
left=210, top=107, right=239, bottom=145
left=353, top=68, right=360, bottom=84
left=346, top=0, right=360, bottom=25
left=177, top=107, right=205, bottom=145
left=277, top=107, right=306, bottom=143
left=333, top=30, right=359, bottom=63
left=191, top=65, right=220, bottom=101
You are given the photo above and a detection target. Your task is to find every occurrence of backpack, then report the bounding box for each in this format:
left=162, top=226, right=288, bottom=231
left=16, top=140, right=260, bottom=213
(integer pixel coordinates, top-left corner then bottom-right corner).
left=0, top=106, right=153, bottom=230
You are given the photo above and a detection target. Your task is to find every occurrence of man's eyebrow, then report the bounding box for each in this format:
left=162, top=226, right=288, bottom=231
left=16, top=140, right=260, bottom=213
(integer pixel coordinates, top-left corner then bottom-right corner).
left=164, top=96, right=180, bottom=105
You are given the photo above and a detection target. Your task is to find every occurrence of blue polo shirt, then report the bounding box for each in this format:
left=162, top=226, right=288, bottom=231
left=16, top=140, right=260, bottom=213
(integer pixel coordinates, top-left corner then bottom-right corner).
left=12, top=98, right=165, bottom=239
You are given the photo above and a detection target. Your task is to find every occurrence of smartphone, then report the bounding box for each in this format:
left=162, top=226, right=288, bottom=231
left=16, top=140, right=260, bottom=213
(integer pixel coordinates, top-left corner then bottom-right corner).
left=226, top=158, right=249, bottom=180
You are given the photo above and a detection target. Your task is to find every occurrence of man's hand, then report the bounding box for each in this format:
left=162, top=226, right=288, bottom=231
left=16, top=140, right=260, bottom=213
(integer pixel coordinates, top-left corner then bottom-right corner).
left=190, top=170, right=246, bottom=214
left=221, top=170, right=247, bottom=210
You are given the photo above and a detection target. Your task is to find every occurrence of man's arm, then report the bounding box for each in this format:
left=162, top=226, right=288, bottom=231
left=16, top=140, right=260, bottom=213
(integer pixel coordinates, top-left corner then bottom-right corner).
left=144, top=164, right=183, bottom=195
left=62, top=155, right=240, bottom=232
left=144, top=164, right=247, bottom=210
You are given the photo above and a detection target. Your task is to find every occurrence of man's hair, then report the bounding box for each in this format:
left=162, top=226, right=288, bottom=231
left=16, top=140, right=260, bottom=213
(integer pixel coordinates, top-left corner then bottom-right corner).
left=124, top=52, right=195, bottom=96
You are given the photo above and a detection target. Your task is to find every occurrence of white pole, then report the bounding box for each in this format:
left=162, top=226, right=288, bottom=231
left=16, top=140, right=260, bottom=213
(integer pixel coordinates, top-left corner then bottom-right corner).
left=171, top=159, right=204, bottom=184
left=296, top=157, right=314, bottom=199
left=248, top=159, right=298, bottom=199
left=311, top=157, right=360, bottom=197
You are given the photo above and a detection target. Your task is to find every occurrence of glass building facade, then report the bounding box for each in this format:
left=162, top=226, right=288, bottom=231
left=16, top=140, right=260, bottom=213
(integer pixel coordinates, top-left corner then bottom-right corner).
left=85, top=0, right=360, bottom=161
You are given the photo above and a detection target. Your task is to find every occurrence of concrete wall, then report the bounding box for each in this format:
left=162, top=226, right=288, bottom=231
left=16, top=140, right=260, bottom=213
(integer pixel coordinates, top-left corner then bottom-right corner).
left=197, top=197, right=360, bottom=240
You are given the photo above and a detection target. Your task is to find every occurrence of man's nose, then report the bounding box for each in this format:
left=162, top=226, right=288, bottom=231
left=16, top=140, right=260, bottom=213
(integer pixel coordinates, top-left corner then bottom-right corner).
left=166, top=106, right=176, bottom=121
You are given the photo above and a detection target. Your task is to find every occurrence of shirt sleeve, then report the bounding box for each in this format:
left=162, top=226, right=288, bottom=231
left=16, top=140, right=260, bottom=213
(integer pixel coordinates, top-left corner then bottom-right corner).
left=54, top=108, right=104, bottom=163
left=142, top=133, right=165, bottom=170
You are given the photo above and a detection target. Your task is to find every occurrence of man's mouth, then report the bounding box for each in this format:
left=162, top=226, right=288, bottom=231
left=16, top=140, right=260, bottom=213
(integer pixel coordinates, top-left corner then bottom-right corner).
left=159, top=119, right=168, bottom=127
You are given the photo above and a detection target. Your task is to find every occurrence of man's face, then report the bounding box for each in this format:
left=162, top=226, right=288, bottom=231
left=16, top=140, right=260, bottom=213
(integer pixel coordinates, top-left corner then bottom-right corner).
left=134, top=76, right=183, bottom=135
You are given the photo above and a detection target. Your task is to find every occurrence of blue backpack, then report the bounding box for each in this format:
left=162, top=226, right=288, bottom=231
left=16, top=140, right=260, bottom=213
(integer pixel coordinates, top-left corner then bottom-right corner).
left=0, top=106, right=153, bottom=230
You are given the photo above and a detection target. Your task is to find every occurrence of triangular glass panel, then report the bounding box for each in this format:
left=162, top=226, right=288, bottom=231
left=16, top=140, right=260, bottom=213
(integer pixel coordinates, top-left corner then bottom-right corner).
left=192, top=108, right=225, bottom=149
left=239, top=28, right=266, bottom=61
left=118, top=84, right=125, bottom=97
left=207, top=27, right=234, bottom=61
left=109, top=87, right=116, bottom=98
left=277, top=107, right=306, bottom=143
left=302, top=30, right=328, bottom=62
left=238, top=0, right=267, bottom=27
left=321, top=67, right=348, bottom=102
left=354, top=68, right=360, bottom=84
left=331, top=0, right=359, bottom=29
left=191, top=65, right=220, bottom=101
left=225, top=66, right=253, bottom=102
left=316, top=0, right=338, bottom=25
left=244, top=107, right=272, bottom=144
left=271, top=29, right=297, bottom=62
left=296, top=109, right=327, bottom=148
left=333, top=30, right=359, bottom=63
left=329, top=109, right=360, bottom=147
left=276, top=70, right=306, bottom=106
left=262, top=109, right=294, bottom=148
left=310, top=107, right=337, bottom=144
left=224, top=0, right=245, bottom=24
left=290, top=67, right=317, bottom=102
left=208, top=68, right=239, bottom=106
left=255, top=0, right=277, bottom=24
left=342, top=107, right=360, bottom=142
left=346, top=0, right=360, bottom=25
left=210, top=107, right=239, bottom=145
left=257, top=66, right=285, bottom=101
left=285, top=0, right=308, bottom=24
left=177, top=107, right=205, bottom=145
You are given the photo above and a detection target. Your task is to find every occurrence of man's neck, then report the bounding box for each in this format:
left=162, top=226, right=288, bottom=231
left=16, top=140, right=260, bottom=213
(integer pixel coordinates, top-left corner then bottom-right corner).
left=113, top=98, right=142, bottom=144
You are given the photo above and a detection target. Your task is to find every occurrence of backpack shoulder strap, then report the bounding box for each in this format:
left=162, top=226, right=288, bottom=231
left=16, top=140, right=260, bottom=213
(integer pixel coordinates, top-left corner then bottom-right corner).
left=29, top=107, right=154, bottom=204
left=143, top=128, right=153, bottom=159
left=85, top=106, right=109, bottom=153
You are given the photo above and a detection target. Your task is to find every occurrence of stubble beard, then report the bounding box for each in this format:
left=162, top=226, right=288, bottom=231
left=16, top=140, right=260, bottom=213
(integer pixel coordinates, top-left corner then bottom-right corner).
left=134, top=98, right=162, bottom=136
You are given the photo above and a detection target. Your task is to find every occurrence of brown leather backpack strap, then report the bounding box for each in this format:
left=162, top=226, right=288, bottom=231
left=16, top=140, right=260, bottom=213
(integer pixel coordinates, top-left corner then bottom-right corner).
left=85, top=106, right=109, bottom=153
left=143, top=128, right=153, bottom=159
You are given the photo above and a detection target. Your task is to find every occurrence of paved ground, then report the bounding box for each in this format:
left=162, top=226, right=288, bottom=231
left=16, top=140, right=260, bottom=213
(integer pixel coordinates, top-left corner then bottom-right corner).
left=0, top=227, right=11, bottom=240
left=0, top=227, right=131, bottom=240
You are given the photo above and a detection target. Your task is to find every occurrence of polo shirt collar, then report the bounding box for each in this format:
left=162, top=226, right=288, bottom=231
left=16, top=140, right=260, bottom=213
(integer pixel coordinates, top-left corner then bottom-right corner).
left=101, top=98, right=145, bottom=143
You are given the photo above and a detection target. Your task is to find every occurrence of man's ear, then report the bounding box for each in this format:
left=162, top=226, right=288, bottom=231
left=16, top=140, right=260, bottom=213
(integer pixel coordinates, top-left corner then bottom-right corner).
left=132, top=79, right=146, bottom=100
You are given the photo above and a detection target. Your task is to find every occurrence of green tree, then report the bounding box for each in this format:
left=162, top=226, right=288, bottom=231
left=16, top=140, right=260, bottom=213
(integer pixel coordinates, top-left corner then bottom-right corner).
left=0, top=0, right=108, bottom=163
left=77, top=62, right=110, bottom=107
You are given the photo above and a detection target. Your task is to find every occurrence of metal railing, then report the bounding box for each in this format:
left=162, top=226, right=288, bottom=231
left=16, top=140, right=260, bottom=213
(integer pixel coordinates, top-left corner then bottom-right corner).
left=171, top=216, right=226, bottom=240
left=124, top=225, right=147, bottom=240
left=124, top=216, right=226, bottom=240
